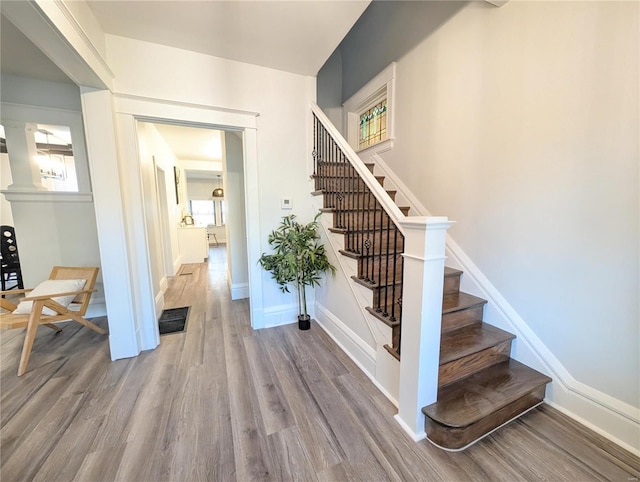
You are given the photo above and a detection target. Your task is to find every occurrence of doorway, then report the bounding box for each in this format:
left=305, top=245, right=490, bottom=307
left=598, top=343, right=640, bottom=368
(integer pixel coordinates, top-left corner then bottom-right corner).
left=135, top=120, right=250, bottom=331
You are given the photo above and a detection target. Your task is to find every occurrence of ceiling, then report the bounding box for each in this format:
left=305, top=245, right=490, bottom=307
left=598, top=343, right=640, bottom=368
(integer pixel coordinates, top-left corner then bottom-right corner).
left=86, top=0, right=370, bottom=76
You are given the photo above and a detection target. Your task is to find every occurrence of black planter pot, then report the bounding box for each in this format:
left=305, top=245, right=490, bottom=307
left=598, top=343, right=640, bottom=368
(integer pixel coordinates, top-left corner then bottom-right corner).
left=298, top=314, right=311, bottom=330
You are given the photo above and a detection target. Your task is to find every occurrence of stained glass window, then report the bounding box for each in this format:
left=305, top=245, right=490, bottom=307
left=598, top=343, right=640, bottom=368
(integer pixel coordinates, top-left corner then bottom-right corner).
left=358, top=99, right=387, bottom=150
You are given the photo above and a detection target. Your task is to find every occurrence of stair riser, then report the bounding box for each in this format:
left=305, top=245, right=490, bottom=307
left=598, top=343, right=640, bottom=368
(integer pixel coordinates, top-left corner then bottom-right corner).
left=438, top=340, right=512, bottom=388
left=344, top=231, right=404, bottom=254
left=356, top=256, right=403, bottom=285
left=334, top=211, right=393, bottom=230
left=317, top=162, right=374, bottom=176
left=443, top=274, right=461, bottom=296
left=323, top=191, right=396, bottom=209
left=425, top=386, right=546, bottom=450
left=315, top=176, right=384, bottom=193
left=442, top=306, right=484, bottom=333
left=372, top=285, right=403, bottom=312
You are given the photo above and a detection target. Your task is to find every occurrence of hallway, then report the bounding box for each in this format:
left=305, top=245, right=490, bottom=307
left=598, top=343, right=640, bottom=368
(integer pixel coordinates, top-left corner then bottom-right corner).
left=1, top=255, right=638, bottom=480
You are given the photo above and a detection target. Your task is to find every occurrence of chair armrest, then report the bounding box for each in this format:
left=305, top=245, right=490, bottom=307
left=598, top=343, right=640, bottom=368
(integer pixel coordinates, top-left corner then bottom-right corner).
left=0, top=297, right=17, bottom=312
left=22, top=289, right=96, bottom=302
left=0, top=288, right=33, bottom=296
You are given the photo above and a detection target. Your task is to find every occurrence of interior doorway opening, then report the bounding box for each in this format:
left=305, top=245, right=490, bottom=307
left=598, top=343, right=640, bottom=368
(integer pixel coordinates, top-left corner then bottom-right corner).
left=135, top=120, right=250, bottom=334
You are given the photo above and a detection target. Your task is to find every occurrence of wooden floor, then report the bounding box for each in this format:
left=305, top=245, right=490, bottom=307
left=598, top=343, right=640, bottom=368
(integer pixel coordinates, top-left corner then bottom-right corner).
left=2, top=246, right=639, bottom=481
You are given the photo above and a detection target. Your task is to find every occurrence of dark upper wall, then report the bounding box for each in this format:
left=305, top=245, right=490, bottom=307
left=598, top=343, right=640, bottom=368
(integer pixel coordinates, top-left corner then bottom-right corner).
left=317, top=0, right=468, bottom=112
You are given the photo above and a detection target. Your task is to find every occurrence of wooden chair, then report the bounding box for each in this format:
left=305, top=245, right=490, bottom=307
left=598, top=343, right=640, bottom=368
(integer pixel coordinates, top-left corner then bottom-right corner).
left=0, top=266, right=107, bottom=376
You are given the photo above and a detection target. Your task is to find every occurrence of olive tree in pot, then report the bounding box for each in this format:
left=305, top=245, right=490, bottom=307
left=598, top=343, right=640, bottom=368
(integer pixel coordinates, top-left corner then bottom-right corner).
left=258, top=213, right=335, bottom=330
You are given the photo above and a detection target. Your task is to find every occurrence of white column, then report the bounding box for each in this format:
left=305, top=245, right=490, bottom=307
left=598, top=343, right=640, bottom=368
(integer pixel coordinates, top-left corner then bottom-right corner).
left=80, top=87, right=142, bottom=360
left=3, top=121, right=46, bottom=191
left=394, top=216, right=454, bottom=440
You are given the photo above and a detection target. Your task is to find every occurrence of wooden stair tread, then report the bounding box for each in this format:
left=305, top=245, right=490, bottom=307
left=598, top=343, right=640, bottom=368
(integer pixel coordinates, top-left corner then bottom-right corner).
left=352, top=275, right=401, bottom=291
left=365, top=306, right=399, bottom=327
left=442, top=292, right=487, bottom=313
left=423, top=359, right=552, bottom=428
left=339, top=249, right=403, bottom=259
left=440, top=322, right=515, bottom=365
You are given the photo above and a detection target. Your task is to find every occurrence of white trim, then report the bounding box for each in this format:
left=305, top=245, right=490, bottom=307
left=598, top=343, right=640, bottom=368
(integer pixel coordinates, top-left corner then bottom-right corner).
left=46, top=0, right=113, bottom=79
left=394, top=414, right=427, bottom=442
left=2, top=0, right=113, bottom=89
left=154, top=289, right=164, bottom=319
left=356, top=138, right=394, bottom=156
left=112, top=93, right=259, bottom=129
left=343, top=63, right=396, bottom=152
left=0, top=191, right=92, bottom=203
left=230, top=282, right=250, bottom=300
left=87, top=93, right=264, bottom=354
left=263, top=303, right=298, bottom=328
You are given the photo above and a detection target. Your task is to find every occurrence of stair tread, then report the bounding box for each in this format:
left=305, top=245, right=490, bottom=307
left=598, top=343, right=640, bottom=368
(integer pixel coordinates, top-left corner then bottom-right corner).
left=442, top=292, right=487, bottom=313
left=339, top=249, right=403, bottom=259
left=365, top=306, right=400, bottom=327
left=422, top=359, right=552, bottom=428
left=440, top=322, right=516, bottom=365
left=352, top=275, right=401, bottom=290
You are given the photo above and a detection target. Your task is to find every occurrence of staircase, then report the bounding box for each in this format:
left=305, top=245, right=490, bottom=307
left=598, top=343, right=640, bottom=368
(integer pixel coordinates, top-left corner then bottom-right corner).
left=313, top=160, right=405, bottom=358
left=423, top=267, right=552, bottom=450
left=311, top=110, right=551, bottom=451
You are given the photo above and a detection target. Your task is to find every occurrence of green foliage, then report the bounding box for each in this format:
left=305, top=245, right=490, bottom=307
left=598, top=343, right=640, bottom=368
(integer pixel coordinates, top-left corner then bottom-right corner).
left=258, top=213, right=336, bottom=317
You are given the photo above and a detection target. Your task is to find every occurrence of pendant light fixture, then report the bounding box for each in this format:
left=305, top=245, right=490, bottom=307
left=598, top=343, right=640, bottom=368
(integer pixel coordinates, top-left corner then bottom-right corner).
left=212, top=174, right=224, bottom=198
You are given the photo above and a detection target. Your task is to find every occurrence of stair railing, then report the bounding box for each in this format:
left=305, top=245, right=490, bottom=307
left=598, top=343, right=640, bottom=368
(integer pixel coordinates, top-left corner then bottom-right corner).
left=312, top=106, right=405, bottom=341
left=310, top=102, right=454, bottom=440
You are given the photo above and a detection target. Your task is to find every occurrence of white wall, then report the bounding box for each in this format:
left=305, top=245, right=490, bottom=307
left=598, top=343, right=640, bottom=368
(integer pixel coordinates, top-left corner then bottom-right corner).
left=383, top=0, right=639, bottom=407
left=225, top=131, right=249, bottom=299
left=136, top=122, right=183, bottom=298
left=105, top=34, right=317, bottom=327
left=186, top=178, right=218, bottom=201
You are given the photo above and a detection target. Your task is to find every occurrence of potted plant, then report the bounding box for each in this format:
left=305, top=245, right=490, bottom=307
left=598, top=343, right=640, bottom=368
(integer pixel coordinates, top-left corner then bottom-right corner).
left=258, top=213, right=336, bottom=330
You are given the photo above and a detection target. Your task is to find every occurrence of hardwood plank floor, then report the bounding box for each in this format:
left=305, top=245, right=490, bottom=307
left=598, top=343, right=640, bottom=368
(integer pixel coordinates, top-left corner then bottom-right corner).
left=2, top=246, right=639, bottom=481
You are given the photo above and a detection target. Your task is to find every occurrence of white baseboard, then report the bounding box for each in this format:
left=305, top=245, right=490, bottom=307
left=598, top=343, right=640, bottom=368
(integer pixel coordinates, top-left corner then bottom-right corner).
left=394, top=414, right=426, bottom=442
left=154, top=290, right=164, bottom=319
left=263, top=303, right=298, bottom=328
left=231, top=282, right=249, bottom=300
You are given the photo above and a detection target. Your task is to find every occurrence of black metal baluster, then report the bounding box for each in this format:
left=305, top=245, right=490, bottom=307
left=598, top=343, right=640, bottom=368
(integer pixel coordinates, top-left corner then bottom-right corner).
left=390, top=227, right=399, bottom=322
left=373, top=198, right=382, bottom=312
left=350, top=161, right=356, bottom=252
left=383, top=218, right=391, bottom=317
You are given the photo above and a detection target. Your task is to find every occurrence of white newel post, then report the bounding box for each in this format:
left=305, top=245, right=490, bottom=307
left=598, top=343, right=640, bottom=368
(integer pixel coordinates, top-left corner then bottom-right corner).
left=394, top=216, right=454, bottom=440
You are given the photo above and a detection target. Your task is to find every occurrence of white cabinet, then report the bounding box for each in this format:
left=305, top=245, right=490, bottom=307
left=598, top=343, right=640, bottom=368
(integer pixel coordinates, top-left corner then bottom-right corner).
left=177, top=227, right=208, bottom=263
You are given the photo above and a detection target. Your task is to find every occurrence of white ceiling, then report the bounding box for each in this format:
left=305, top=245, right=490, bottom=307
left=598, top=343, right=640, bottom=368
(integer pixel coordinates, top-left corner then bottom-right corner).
left=151, top=123, right=224, bottom=179
left=86, top=0, right=370, bottom=76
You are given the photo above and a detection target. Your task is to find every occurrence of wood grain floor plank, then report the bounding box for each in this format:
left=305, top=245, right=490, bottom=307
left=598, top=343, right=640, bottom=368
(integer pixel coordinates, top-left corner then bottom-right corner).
left=264, top=425, right=318, bottom=482
left=1, top=249, right=638, bottom=482
left=243, top=332, right=295, bottom=435
left=260, top=326, right=346, bottom=473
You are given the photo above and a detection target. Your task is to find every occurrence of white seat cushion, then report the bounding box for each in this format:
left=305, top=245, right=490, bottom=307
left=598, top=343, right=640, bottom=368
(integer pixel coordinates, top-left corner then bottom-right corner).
left=13, top=279, right=86, bottom=316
